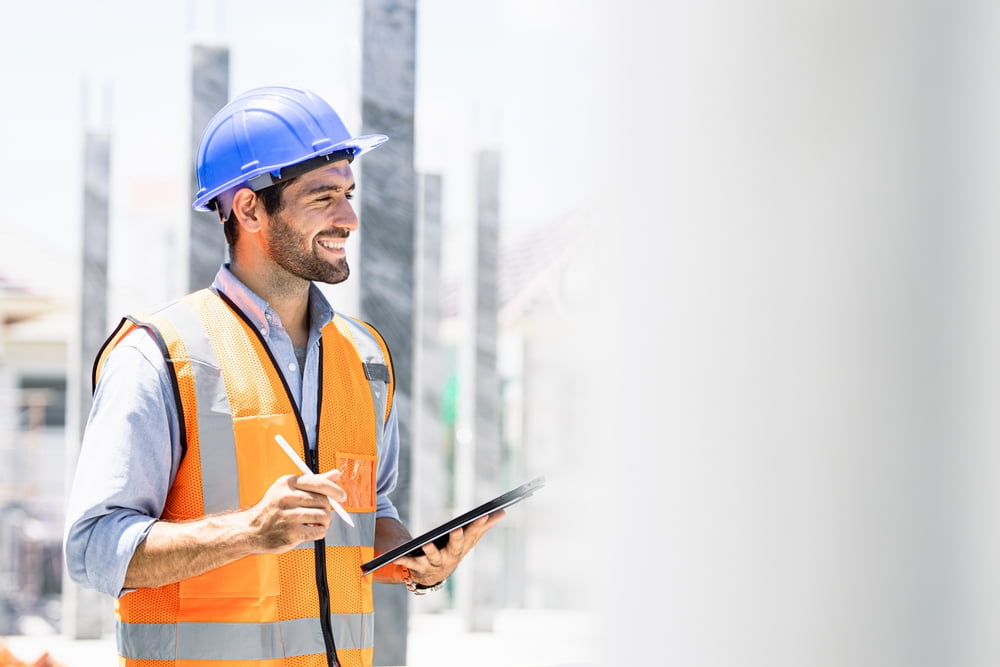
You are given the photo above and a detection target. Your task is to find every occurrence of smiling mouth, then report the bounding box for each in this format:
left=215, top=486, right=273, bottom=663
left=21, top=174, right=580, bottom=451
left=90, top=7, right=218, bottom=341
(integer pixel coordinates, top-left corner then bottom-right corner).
left=317, top=239, right=346, bottom=251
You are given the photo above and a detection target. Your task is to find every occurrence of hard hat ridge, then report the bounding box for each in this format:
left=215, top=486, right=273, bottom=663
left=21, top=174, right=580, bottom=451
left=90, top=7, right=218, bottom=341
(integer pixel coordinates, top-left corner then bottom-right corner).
left=192, top=85, right=387, bottom=212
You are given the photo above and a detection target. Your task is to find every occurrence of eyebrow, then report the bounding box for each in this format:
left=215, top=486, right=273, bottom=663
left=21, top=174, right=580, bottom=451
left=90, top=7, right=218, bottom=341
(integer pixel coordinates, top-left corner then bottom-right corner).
left=300, top=182, right=356, bottom=198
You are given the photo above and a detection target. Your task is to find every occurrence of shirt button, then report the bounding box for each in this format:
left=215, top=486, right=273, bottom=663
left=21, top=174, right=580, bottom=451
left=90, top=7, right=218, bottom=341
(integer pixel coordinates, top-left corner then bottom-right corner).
left=288, top=363, right=297, bottom=372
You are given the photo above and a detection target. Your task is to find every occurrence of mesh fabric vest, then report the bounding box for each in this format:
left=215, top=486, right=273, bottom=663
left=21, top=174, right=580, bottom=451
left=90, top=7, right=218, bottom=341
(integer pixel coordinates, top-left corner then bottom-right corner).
left=94, top=289, right=394, bottom=667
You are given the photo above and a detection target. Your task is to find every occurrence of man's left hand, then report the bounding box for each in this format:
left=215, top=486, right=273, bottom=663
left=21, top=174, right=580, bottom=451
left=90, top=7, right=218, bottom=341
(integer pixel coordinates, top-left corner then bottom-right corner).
left=375, top=511, right=506, bottom=587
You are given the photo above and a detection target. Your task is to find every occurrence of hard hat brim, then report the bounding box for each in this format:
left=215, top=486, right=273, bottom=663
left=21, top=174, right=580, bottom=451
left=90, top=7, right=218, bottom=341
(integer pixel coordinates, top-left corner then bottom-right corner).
left=191, top=133, right=388, bottom=212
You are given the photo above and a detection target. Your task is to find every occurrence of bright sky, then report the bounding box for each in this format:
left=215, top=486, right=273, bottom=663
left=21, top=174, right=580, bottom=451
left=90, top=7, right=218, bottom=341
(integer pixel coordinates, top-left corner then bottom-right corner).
left=0, top=0, right=619, bottom=318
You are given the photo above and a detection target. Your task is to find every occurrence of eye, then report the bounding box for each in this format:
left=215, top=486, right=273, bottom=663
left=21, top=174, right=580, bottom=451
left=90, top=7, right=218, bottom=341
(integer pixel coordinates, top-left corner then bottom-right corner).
left=345, top=192, right=354, bottom=201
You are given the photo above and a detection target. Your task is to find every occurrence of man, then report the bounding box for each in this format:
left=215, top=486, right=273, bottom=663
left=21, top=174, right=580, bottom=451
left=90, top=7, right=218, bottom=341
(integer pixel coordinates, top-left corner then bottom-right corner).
left=64, top=85, right=503, bottom=667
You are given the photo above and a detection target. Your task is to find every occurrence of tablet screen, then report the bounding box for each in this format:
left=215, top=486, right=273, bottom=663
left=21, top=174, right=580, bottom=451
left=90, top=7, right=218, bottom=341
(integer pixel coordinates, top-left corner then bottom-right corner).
left=360, top=476, right=546, bottom=576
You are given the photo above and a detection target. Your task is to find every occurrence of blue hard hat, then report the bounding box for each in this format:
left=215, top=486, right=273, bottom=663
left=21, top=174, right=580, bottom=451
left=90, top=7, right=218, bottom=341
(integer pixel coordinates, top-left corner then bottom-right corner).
left=192, top=86, right=388, bottom=211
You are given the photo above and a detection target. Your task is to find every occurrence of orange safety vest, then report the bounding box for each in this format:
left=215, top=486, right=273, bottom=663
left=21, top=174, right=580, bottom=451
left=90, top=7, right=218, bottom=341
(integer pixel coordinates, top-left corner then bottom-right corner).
left=93, top=288, right=394, bottom=667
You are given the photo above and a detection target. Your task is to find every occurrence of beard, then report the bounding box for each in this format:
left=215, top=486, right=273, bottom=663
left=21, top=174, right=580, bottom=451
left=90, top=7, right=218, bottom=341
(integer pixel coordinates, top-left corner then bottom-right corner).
left=266, top=209, right=350, bottom=285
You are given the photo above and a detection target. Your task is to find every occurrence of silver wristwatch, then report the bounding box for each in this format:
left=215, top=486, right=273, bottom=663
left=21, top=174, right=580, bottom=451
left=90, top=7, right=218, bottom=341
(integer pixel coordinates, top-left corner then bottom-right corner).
left=404, top=577, right=445, bottom=595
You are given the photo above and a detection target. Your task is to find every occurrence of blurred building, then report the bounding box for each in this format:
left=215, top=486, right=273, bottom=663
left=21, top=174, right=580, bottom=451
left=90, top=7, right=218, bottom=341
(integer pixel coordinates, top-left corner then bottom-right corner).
left=417, top=206, right=596, bottom=619
left=0, top=279, right=67, bottom=636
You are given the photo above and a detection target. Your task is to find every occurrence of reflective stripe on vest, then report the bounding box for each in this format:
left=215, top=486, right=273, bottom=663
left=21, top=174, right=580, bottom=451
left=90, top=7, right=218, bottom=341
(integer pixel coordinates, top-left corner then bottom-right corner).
left=98, top=289, right=392, bottom=667
left=117, top=613, right=376, bottom=660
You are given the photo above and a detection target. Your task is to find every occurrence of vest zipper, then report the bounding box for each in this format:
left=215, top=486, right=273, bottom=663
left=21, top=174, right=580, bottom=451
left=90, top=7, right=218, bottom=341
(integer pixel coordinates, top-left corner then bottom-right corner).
left=307, top=439, right=340, bottom=667
left=309, top=340, right=339, bottom=666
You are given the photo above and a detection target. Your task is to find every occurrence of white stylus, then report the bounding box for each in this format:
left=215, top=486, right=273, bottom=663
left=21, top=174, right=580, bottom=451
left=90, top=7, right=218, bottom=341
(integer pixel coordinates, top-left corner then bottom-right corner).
left=274, top=434, right=355, bottom=528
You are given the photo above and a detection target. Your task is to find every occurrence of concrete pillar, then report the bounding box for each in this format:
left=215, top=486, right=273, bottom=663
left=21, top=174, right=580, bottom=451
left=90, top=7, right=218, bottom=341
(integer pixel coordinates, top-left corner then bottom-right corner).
left=188, top=44, right=229, bottom=291
left=411, top=173, right=448, bottom=613
left=62, top=123, right=110, bottom=640
left=360, top=1, right=416, bottom=663
left=456, top=150, right=503, bottom=632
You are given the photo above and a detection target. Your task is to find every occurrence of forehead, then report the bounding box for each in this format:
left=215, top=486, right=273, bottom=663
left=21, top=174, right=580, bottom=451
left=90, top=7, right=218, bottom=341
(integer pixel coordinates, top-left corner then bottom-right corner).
left=285, top=160, right=355, bottom=197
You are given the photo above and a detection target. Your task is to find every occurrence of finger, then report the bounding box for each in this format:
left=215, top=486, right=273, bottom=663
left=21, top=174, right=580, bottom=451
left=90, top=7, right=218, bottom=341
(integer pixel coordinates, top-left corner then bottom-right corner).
left=393, top=554, right=450, bottom=586
left=296, top=521, right=330, bottom=544
left=395, top=545, right=443, bottom=572
left=392, top=554, right=421, bottom=570
left=274, top=505, right=332, bottom=533
left=441, top=516, right=487, bottom=551
left=415, top=542, right=446, bottom=568
left=295, top=506, right=333, bottom=526
left=269, top=475, right=330, bottom=508
left=294, top=473, right=347, bottom=503
left=294, top=471, right=344, bottom=493
left=255, top=506, right=330, bottom=553
left=465, top=510, right=505, bottom=539
left=449, top=510, right=506, bottom=556
left=280, top=487, right=336, bottom=512
left=446, top=512, right=503, bottom=555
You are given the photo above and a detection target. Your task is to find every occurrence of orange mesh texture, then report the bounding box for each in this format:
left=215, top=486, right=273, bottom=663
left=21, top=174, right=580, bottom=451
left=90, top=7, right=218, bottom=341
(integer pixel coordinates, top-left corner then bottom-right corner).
left=116, top=583, right=180, bottom=624
left=325, top=546, right=373, bottom=616
left=276, top=548, right=321, bottom=620
left=336, top=648, right=372, bottom=667
left=318, top=322, right=376, bottom=475
left=282, top=655, right=327, bottom=667
left=188, top=291, right=288, bottom=418
left=275, top=546, right=372, bottom=618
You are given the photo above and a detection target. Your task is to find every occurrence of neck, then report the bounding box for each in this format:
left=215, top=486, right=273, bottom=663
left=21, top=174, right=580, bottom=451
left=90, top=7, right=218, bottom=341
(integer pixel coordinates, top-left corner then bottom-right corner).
left=230, top=257, right=311, bottom=347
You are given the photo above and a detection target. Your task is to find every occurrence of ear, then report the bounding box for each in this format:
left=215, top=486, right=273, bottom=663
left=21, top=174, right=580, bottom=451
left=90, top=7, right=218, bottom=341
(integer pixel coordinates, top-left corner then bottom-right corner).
left=231, top=188, right=264, bottom=233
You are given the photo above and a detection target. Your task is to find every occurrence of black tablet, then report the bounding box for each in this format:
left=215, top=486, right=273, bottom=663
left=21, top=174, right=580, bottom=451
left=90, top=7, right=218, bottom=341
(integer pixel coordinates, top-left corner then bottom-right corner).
left=360, top=476, right=546, bottom=576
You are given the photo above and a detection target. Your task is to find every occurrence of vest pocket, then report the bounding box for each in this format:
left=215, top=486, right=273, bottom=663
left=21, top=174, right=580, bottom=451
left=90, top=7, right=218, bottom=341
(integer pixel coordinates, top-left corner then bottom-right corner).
left=178, top=555, right=279, bottom=597
left=336, top=453, right=377, bottom=512
left=177, top=554, right=280, bottom=622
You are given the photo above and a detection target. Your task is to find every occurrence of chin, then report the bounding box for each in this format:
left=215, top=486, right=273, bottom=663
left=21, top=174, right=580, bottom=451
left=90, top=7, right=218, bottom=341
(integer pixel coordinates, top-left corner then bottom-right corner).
left=318, top=266, right=350, bottom=285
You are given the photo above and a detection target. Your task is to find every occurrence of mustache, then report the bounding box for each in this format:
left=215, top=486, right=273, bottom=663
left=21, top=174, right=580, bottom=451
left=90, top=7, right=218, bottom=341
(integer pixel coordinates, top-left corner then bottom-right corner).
left=316, top=229, right=350, bottom=240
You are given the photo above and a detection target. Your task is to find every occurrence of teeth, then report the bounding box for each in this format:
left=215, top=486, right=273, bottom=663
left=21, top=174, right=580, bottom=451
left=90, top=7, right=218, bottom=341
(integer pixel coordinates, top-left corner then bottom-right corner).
left=319, top=240, right=345, bottom=250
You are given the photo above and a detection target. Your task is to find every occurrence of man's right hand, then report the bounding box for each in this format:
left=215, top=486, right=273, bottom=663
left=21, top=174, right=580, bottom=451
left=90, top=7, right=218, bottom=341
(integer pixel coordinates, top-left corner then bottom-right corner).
left=249, top=469, right=348, bottom=552
left=123, top=469, right=347, bottom=589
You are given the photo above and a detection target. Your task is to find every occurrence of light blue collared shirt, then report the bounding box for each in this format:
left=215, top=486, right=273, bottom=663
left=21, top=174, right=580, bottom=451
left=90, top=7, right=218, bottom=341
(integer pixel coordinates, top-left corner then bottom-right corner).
left=64, top=265, right=400, bottom=597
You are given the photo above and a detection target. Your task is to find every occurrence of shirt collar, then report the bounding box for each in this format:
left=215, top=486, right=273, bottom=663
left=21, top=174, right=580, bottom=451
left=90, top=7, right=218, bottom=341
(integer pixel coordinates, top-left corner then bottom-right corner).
left=211, top=264, right=336, bottom=339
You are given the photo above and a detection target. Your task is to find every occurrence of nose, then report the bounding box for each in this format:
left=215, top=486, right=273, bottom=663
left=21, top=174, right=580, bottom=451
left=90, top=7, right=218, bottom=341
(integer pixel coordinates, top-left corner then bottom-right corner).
left=335, top=197, right=359, bottom=231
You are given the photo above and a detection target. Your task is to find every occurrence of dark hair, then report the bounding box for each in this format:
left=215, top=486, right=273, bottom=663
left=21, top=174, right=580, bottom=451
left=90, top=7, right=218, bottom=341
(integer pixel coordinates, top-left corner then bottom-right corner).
left=222, top=178, right=297, bottom=247
left=223, top=213, right=239, bottom=246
